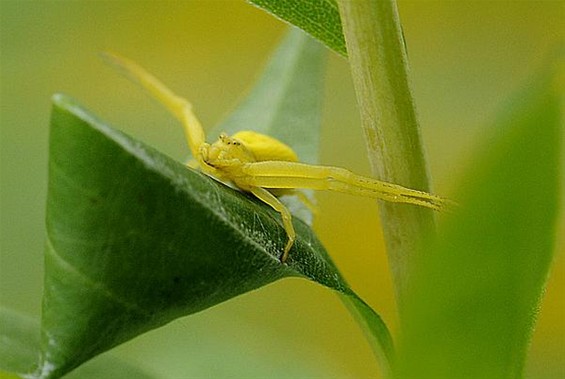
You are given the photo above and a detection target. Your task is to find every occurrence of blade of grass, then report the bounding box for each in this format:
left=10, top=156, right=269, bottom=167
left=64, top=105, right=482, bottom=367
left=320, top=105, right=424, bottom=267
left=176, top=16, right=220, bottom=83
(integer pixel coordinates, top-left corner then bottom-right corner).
left=399, top=65, right=562, bottom=379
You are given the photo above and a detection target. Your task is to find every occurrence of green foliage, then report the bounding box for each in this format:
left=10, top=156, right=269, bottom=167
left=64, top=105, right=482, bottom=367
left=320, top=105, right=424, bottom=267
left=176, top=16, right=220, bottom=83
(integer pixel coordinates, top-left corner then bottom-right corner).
left=216, top=29, right=324, bottom=165
left=251, top=1, right=562, bottom=378
left=0, top=2, right=560, bottom=379
left=0, top=308, right=40, bottom=376
left=0, top=308, right=156, bottom=379
left=398, top=70, right=561, bottom=378
left=0, top=29, right=395, bottom=379
left=248, top=0, right=346, bottom=57
left=33, top=93, right=392, bottom=379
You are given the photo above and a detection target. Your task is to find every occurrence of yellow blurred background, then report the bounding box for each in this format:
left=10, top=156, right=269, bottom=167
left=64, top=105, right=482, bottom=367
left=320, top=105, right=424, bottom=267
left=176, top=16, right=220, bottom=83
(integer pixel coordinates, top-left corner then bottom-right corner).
left=1, top=1, right=563, bottom=378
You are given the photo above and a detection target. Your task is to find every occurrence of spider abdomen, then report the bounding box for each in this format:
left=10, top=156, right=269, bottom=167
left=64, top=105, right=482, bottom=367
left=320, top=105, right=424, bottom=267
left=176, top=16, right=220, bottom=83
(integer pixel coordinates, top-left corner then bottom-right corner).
left=233, top=131, right=298, bottom=163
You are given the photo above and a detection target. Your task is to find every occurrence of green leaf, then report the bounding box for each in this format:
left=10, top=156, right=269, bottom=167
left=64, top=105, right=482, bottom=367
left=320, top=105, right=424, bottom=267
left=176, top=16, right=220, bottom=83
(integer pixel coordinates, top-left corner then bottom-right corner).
left=64, top=356, right=157, bottom=379
left=217, top=29, right=324, bottom=166
left=248, top=0, right=346, bottom=56
left=340, top=295, right=394, bottom=378
left=0, top=308, right=156, bottom=379
left=0, top=308, right=40, bottom=376
left=37, top=94, right=392, bottom=378
left=36, top=29, right=393, bottom=378
left=399, top=66, right=562, bottom=378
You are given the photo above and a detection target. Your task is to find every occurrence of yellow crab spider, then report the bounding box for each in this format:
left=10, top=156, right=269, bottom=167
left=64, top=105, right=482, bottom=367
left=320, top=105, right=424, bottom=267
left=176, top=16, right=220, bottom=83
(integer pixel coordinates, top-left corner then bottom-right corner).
left=103, top=53, right=449, bottom=263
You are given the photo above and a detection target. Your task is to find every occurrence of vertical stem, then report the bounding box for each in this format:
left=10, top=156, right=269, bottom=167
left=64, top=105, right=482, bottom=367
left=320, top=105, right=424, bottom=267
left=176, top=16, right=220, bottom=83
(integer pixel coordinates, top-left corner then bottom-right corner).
left=337, top=0, right=435, bottom=318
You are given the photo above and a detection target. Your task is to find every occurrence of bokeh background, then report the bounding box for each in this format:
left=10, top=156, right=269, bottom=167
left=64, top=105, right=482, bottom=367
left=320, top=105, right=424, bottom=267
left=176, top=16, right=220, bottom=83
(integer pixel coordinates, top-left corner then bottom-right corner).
left=1, top=1, right=563, bottom=378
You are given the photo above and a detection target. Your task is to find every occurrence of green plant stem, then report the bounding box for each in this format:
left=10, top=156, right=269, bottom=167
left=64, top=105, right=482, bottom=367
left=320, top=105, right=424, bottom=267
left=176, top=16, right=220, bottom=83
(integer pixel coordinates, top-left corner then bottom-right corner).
left=337, top=0, right=435, bottom=318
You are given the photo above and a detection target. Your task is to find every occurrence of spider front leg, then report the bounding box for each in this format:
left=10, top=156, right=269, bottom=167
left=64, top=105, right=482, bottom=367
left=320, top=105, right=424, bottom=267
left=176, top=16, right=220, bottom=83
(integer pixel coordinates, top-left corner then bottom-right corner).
left=239, top=161, right=449, bottom=211
left=102, top=52, right=206, bottom=162
left=250, top=187, right=295, bottom=263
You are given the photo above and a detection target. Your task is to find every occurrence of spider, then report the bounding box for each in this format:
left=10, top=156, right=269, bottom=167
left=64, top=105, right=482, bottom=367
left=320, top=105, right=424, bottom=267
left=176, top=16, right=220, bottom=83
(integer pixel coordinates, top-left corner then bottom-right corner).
left=103, top=53, right=449, bottom=263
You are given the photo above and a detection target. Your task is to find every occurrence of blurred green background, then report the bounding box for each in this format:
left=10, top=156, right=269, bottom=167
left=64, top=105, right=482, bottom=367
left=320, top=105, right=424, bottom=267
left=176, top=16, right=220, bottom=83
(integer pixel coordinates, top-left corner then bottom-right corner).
left=1, top=1, right=563, bottom=378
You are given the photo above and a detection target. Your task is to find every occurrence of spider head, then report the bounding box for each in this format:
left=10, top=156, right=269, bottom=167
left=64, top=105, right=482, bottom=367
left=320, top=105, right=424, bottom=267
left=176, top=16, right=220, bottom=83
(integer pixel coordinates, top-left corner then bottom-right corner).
left=204, top=133, right=256, bottom=167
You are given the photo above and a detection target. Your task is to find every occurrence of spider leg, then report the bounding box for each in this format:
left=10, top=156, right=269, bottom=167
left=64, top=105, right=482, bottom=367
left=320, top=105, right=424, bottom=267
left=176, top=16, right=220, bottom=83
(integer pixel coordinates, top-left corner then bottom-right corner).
left=250, top=187, right=295, bottom=263
left=293, top=190, right=318, bottom=215
left=102, top=52, right=206, bottom=159
left=240, top=161, right=449, bottom=211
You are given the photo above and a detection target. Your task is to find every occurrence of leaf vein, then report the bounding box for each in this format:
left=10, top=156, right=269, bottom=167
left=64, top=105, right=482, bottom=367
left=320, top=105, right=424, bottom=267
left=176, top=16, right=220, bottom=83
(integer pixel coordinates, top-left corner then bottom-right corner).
left=45, top=236, right=152, bottom=317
